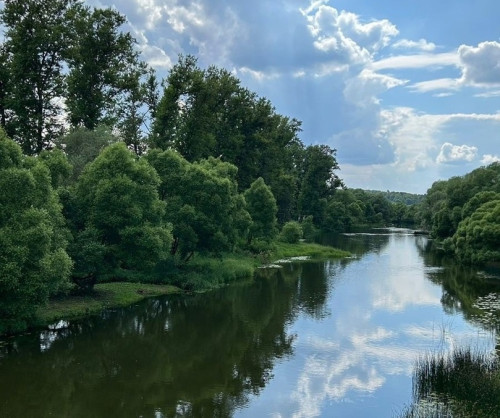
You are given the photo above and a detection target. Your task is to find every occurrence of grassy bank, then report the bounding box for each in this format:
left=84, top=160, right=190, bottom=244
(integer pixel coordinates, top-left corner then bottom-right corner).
left=31, top=240, right=349, bottom=331
left=273, top=241, right=351, bottom=260
left=36, top=282, right=181, bottom=326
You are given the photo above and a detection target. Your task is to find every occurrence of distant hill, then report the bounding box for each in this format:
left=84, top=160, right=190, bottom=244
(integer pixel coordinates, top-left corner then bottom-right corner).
left=360, top=189, right=425, bottom=205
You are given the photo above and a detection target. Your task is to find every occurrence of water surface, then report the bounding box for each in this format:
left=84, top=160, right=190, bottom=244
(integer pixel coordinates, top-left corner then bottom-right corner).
left=1, top=228, right=499, bottom=417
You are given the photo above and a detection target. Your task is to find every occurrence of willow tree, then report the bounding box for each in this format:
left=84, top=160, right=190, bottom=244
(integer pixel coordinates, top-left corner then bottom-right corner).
left=0, top=130, right=72, bottom=333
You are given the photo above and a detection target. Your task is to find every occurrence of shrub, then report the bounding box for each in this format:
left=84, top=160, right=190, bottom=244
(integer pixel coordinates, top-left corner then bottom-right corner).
left=280, top=221, right=303, bottom=244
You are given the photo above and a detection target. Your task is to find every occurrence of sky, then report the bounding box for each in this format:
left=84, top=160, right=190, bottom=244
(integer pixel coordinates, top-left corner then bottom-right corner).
left=8, top=0, right=500, bottom=193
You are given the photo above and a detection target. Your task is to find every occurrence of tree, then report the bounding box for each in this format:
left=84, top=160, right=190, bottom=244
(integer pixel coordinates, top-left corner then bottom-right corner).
left=279, top=221, right=303, bottom=244
left=298, top=145, right=343, bottom=225
left=146, top=150, right=251, bottom=260
left=452, top=199, right=500, bottom=264
left=55, top=126, right=118, bottom=182
left=1, top=0, right=77, bottom=154
left=152, top=56, right=306, bottom=223
left=244, top=178, right=278, bottom=244
left=70, top=142, right=172, bottom=285
left=0, top=130, right=72, bottom=333
left=65, top=6, right=147, bottom=132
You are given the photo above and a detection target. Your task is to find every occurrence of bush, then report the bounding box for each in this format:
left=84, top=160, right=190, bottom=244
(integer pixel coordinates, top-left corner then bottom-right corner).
left=279, top=221, right=303, bottom=244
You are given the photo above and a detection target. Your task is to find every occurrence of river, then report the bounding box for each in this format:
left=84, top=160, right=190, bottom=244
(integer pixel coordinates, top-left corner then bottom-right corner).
left=1, top=228, right=500, bottom=417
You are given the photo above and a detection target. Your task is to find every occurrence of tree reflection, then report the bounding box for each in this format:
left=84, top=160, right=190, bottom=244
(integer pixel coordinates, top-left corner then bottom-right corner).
left=0, top=261, right=334, bottom=417
left=416, top=238, right=500, bottom=335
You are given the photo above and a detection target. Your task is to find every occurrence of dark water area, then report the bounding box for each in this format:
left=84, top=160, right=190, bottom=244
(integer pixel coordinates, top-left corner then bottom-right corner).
left=1, top=228, right=500, bottom=417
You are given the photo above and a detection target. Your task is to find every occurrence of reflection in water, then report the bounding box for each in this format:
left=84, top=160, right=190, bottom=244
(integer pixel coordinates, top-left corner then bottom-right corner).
left=1, top=229, right=499, bottom=417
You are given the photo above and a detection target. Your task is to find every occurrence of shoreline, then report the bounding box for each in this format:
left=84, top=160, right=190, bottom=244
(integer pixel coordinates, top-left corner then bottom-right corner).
left=3, top=241, right=350, bottom=338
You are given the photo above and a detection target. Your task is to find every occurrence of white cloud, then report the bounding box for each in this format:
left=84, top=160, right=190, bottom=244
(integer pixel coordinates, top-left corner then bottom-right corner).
left=408, top=78, right=459, bottom=93
left=392, top=38, right=437, bottom=52
left=140, top=44, right=174, bottom=69
left=344, top=69, right=407, bottom=106
left=459, top=41, right=500, bottom=86
left=475, top=90, right=500, bottom=98
left=237, top=66, right=280, bottom=81
left=301, top=3, right=398, bottom=67
left=481, top=154, right=500, bottom=165
left=436, top=142, right=478, bottom=164
left=372, top=52, right=459, bottom=70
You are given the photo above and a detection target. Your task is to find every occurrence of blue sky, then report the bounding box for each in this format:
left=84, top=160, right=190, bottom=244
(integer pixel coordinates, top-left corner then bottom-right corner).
left=30, top=1, right=500, bottom=192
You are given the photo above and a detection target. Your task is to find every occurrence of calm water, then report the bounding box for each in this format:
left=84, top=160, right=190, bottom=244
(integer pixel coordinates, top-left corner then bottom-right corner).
left=1, top=228, right=500, bottom=417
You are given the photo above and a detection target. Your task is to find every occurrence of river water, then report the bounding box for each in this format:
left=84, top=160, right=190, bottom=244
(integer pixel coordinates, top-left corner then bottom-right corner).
left=1, top=228, right=500, bottom=417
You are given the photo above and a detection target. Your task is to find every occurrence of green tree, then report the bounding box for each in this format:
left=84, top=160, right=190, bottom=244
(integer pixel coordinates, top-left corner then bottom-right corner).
left=70, top=142, right=172, bottom=285
left=152, top=56, right=306, bottom=222
left=279, top=221, right=303, bottom=244
left=244, top=178, right=278, bottom=244
left=452, top=199, right=500, bottom=264
left=65, top=6, right=146, bottom=132
left=146, top=149, right=250, bottom=260
left=55, top=126, right=118, bottom=182
left=298, top=145, right=343, bottom=225
left=0, top=130, right=72, bottom=333
left=1, top=0, right=77, bottom=154
left=38, top=148, right=72, bottom=188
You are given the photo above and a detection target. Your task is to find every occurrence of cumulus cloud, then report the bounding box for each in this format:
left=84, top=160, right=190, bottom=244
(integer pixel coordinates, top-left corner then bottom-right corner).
left=392, top=38, right=437, bottom=52
left=436, top=142, right=478, bottom=164
left=459, top=41, right=500, bottom=86
left=301, top=2, right=398, bottom=67
left=481, top=154, right=500, bottom=165
left=344, top=69, right=407, bottom=105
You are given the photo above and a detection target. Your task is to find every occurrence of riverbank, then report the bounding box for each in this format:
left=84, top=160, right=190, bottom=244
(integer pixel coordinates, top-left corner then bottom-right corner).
left=29, top=241, right=350, bottom=333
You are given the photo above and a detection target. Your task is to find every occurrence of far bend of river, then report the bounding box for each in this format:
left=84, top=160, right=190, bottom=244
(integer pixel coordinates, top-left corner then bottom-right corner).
left=2, top=228, right=500, bottom=417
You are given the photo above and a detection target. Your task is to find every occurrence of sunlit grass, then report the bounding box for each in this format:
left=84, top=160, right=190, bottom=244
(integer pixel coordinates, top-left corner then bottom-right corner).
left=36, top=282, right=180, bottom=325
left=273, top=241, right=351, bottom=260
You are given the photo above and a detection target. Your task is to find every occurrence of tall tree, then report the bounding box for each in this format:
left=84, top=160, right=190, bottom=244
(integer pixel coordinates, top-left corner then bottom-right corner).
left=65, top=6, right=146, bottom=132
left=298, top=145, right=343, bottom=225
left=1, top=0, right=77, bottom=154
left=153, top=56, right=306, bottom=221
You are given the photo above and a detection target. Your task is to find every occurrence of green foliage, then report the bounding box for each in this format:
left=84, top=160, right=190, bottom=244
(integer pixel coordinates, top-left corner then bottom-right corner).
left=0, top=0, right=77, bottom=154
left=146, top=149, right=249, bottom=260
left=56, top=126, right=118, bottom=181
left=0, top=135, right=72, bottom=333
left=69, top=142, right=172, bottom=285
left=419, top=163, right=500, bottom=239
left=38, top=148, right=73, bottom=188
left=152, top=56, right=306, bottom=222
left=298, top=145, right=343, bottom=225
left=279, top=221, right=303, bottom=244
left=415, top=162, right=500, bottom=264
left=452, top=199, right=500, bottom=264
left=244, top=178, right=278, bottom=243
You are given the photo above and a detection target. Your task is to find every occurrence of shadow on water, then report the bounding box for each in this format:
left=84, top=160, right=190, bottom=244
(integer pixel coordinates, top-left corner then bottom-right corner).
left=0, top=261, right=333, bottom=418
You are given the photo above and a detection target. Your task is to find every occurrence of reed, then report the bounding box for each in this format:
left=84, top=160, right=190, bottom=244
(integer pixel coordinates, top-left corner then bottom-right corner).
left=398, top=347, right=500, bottom=417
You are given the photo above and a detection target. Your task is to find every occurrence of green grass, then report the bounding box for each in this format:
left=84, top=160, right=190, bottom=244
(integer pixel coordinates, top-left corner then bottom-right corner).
left=273, top=241, right=351, bottom=260
left=36, top=282, right=181, bottom=326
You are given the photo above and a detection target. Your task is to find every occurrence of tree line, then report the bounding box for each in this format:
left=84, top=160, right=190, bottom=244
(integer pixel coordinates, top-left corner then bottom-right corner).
left=0, top=0, right=348, bottom=333
left=416, top=162, right=500, bottom=265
